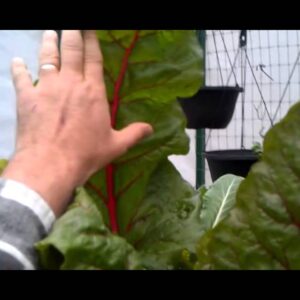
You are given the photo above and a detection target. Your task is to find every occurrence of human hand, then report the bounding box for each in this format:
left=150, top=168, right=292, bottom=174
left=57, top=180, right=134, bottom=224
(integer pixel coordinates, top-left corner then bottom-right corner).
left=2, top=30, right=153, bottom=216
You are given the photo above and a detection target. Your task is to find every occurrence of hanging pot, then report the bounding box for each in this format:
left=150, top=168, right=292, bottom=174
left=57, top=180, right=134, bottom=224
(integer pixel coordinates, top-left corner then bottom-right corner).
left=178, top=86, right=243, bottom=129
left=205, top=149, right=259, bottom=181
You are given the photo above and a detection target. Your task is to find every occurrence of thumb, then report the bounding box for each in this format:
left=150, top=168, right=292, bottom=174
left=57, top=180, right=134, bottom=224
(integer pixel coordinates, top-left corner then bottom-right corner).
left=114, top=122, right=153, bottom=156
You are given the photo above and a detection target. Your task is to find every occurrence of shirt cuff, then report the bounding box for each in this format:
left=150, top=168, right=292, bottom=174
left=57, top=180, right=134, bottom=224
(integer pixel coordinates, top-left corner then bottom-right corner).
left=0, top=178, right=56, bottom=232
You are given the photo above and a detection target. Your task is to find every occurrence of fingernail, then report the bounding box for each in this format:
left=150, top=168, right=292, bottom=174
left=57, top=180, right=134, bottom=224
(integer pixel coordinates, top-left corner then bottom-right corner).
left=12, top=57, right=24, bottom=64
left=144, top=124, right=154, bottom=136
left=44, top=30, right=57, bottom=39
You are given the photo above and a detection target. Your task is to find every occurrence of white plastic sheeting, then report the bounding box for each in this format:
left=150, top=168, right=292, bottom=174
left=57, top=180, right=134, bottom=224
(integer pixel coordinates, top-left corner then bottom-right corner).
left=0, top=30, right=43, bottom=159
left=169, top=129, right=196, bottom=186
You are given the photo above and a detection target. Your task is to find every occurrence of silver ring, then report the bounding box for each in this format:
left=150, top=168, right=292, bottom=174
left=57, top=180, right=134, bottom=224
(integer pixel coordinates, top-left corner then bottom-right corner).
left=40, top=63, right=57, bottom=71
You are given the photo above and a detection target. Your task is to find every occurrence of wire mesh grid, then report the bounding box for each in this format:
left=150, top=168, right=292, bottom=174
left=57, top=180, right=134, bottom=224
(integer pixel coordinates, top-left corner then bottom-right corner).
left=204, top=30, right=300, bottom=183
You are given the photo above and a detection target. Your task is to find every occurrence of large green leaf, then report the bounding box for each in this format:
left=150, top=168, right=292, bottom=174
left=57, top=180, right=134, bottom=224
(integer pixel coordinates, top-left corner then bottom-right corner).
left=85, top=30, right=203, bottom=234
left=195, top=101, right=300, bottom=270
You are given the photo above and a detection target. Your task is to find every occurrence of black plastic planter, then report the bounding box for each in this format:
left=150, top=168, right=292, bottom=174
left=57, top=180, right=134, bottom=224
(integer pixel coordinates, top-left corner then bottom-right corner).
left=205, top=149, right=259, bottom=181
left=178, top=86, right=243, bottom=129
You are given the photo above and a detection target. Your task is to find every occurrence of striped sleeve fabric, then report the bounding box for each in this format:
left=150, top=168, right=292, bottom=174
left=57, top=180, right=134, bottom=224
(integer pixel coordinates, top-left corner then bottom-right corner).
left=0, top=178, right=56, bottom=270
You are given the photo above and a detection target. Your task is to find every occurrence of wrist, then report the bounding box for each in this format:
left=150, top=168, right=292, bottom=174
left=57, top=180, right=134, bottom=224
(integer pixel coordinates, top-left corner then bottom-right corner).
left=2, top=146, right=81, bottom=216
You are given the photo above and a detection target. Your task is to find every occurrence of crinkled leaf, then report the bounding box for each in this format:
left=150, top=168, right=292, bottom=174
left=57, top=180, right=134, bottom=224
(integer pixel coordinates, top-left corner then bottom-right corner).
left=125, top=159, right=205, bottom=269
left=36, top=187, right=141, bottom=270
left=196, top=101, right=300, bottom=270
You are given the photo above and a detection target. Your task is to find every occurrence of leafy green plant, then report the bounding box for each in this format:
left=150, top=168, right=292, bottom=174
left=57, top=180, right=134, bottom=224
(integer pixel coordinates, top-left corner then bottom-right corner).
left=252, top=141, right=263, bottom=158
left=34, top=30, right=243, bottom=269
left=187, top=101, right=300, bottom=270
left=36, top=31, right=300, bottom=269
left=2, top=30, right=300, bottom=270
left=34, top=29, right=206, bottom=269
left=37, top=165, right=242, bottom=269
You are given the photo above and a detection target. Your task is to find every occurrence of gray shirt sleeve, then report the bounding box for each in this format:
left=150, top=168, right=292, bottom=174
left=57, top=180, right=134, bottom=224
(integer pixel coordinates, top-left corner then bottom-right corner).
left=0, top=178, right=56, bottom=270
